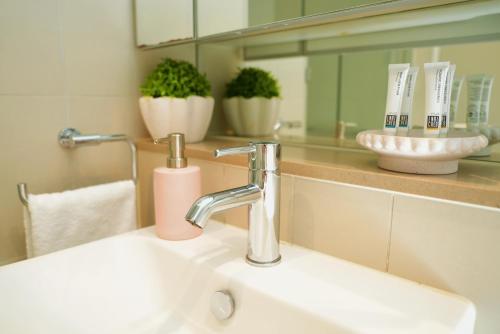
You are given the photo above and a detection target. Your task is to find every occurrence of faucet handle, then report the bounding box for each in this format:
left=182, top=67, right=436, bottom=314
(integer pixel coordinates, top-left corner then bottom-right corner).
left=214, top=142, right=280, bottom=171
left=214, top=145, right=256, bottom=158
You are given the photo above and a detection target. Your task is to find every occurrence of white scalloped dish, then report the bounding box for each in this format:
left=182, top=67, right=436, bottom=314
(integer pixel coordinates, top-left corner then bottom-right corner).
left=480, top=126, right=500, bottom=145
left=356, top=129, right=488, bottom=174
left=471, top=127, right=500, bottom=156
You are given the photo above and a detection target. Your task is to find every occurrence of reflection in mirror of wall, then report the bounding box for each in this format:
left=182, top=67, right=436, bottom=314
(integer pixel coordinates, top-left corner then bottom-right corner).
left=223, top=40, right=500, bottom=162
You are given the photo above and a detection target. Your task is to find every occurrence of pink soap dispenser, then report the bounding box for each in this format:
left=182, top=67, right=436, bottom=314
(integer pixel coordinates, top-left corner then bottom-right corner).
left=153, top=133, right=202, bottom=240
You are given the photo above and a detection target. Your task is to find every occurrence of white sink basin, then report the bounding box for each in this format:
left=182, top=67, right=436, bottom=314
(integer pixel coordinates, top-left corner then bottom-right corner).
left=0, top=221, right=475, bottom=334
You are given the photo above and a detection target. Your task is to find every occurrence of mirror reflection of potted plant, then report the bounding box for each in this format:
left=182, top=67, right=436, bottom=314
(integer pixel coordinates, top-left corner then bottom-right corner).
left=223, top=67, right=281, bottom=137
left=139, top=58, right=214, bottom=143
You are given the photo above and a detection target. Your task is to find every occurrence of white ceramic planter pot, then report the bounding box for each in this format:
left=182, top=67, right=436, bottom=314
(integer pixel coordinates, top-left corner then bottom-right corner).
left=139, top=96, right=214, bottom=143
left=223, top=97, right=280, bottom=137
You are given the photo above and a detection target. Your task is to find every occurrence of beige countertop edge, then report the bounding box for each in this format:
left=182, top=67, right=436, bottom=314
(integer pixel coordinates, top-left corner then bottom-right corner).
left=136, top=139, right=500, bottom=209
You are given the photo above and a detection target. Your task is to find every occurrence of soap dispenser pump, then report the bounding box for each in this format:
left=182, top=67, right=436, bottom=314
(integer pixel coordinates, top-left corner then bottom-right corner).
left=153, top=133, right=202, bottom=240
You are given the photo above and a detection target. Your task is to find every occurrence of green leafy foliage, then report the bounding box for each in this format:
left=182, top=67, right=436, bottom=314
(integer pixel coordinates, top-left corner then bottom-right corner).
left=140, top=58, right=211, bottom=98
left=225, top=67, right=280, bottom=98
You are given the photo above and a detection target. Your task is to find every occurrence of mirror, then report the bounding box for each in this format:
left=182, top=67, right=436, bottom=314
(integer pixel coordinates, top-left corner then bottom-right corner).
left=236, top=41, right=500, bottom=161
left=135, top=0, right=193, bottom=46
left=196, top=2, right=500, bottom=162
left=196, top=0, right=403, bottom=37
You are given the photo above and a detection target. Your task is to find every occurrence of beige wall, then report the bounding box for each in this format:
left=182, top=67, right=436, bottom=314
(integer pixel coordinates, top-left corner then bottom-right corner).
left=0, top=0, right=195, bottom=265
left=138, top=151, right=500, bottom=334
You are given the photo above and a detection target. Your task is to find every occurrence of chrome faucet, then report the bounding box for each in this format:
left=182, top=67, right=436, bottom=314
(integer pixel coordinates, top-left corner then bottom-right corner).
left=185, top=142, right=281, bottom=267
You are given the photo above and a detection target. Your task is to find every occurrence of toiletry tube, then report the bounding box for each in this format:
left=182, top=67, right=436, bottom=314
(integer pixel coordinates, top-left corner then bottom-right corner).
left=480, top=75, right=494, bottom=128
left=466, top=75, right=485, bottom=132
left=383, top=63, right=410, bottom=134
left=424, top=62, right=450, bottom=137
left=440, top=64, right=456, bottom=136
left=397, top=67, right=419, bottom=135
left=449, top=76, right=464, bottom=129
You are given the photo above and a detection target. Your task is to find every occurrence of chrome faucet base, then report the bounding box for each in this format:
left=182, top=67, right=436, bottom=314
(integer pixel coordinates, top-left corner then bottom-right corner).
left=246, top=255, right=281, bottom=267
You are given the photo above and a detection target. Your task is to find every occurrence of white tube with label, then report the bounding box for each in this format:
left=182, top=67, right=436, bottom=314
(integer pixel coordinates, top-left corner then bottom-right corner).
left=480, top=75, right=494, bottom=128
left=466, top=75, right=485, bottom=132
left=449, top=76, right=464, bottom=129
left=440, top=64, right=456, bottom=136
left=383, top=63, right=409, bottom=134
left=397, top=67, right=418, bottom=136
left=424, top=62, right=449, bottom=137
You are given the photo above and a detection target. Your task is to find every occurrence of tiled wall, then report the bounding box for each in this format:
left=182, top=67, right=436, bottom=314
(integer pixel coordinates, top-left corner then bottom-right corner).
left=0, top=0, right=196, bottom=265
left=389, top=196, right=500, bottom=334
left=139, top=151, right=500, bottom=333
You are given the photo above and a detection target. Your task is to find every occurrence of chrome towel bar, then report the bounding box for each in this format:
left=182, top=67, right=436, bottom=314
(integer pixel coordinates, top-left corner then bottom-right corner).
left=17, top=128, right=137, bottom=207
left=58, top=128, right=129, bottom=148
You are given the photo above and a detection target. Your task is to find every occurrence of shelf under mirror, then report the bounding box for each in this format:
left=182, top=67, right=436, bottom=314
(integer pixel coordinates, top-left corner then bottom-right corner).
left=136, top=138, right=500, bottom=208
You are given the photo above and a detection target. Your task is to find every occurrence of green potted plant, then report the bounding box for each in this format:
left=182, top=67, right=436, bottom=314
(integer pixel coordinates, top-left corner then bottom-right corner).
left=139, top=58, right=213, bottom=143
left=223, top=67, right=281, bottom=136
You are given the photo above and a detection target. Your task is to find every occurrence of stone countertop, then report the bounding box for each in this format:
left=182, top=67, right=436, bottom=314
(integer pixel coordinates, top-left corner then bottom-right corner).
left=136, top=138, right=500, bottom=208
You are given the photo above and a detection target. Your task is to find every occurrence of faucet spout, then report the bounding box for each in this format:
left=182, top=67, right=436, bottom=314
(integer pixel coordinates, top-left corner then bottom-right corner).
left=185, top=184, right=261, bottom=229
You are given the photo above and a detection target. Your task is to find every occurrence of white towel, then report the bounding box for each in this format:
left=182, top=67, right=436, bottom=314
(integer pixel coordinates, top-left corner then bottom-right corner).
left=23, top=180, right=137, bottom=258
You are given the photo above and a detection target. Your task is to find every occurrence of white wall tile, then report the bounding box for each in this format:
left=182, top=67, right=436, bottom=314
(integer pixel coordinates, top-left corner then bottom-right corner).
left=291, top=177, right=393, bottom=271
left=137, top=150, right=163, bottom=228
left=0, top=0, right=64, bottom=95
left=68, top=96, right=146, bottom=137
left=0, top=96, right=69, bottom=263
left=60, top=0, right=140, bottom=96
left=190, top=158, right=225, bottom=196
left=66, top=96, right=146, bottom=189
left=222, top=164, right=249, bottom=229
left=280, top=174, right=295, bottom=243
left=191, top=158, right=225, bottom=223
left=388, top=194, right=500, bottom=334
